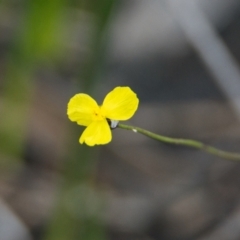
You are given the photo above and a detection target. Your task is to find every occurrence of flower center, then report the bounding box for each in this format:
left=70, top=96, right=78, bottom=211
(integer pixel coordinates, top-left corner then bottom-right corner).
left=93, top=108, right=105, bottom=121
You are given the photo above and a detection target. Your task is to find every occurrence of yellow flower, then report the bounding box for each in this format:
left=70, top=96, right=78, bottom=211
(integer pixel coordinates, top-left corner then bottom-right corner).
left=67, top=86, right=139, bottom=146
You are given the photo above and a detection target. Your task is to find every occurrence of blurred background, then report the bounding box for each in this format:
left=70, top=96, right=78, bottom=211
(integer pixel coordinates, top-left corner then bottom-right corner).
left=1, top=0, right=240, bottom=239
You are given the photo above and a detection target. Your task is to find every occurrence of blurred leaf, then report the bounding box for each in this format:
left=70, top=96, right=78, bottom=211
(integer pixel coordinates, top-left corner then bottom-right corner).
left=79, top=0, right=117, bottom=91
left=44, top=1, right=116, bottom=240
left=21, top=0, right=67, bottom=63
left=0, top=0, right=67, bottom=158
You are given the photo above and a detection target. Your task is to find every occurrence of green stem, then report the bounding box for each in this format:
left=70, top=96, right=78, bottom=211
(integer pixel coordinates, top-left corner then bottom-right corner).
left=118, top=123, right=240, bottom=161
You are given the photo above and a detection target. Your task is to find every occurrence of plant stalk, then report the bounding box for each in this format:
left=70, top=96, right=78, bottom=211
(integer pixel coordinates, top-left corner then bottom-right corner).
left=118, top=123, right=240, bottom=161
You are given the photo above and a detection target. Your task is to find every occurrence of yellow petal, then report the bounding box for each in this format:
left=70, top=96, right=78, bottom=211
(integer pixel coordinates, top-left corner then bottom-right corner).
left=79, top=120, right=111, bottom=146
left=67, top=94, right=99, bottom=126
left=101, top=86, right=139, bottom=120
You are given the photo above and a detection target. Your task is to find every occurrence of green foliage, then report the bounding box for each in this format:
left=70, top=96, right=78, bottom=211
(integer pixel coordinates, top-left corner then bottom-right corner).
left=0, top=0, right=117, bottom=239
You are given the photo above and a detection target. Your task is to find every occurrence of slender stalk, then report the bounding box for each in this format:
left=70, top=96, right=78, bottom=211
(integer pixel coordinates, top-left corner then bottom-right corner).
left=118, top=123, right=240, bottom=161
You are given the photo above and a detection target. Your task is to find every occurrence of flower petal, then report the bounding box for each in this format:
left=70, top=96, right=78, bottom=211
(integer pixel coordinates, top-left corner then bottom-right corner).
left=79, top=120, right=111, bottom=146
left=101, top=86, right=139, bottom=120
left=67, top=93, right=99, bottom=126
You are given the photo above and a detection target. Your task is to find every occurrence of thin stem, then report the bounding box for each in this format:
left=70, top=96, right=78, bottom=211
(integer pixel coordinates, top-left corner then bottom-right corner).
left=118, top=123, right=240, bottom=161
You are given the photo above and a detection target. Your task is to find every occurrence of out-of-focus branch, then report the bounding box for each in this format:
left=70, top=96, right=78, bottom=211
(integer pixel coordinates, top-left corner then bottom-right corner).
left=166, top=0, right=240, bottom=120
